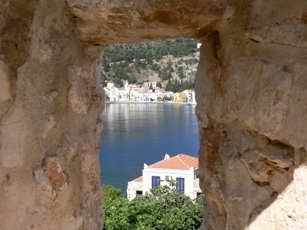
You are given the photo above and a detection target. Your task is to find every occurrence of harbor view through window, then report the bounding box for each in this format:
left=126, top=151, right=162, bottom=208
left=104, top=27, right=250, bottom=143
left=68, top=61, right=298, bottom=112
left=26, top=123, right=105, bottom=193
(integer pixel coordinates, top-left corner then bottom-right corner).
left=99, top=39, right=205, bottom=229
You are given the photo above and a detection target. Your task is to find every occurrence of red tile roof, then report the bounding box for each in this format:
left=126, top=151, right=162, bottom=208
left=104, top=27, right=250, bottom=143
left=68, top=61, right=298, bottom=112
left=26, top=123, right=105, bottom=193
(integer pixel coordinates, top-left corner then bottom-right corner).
left=149, top=154, right=198, bottom=170
left=134, top=176, right=143, bottom=182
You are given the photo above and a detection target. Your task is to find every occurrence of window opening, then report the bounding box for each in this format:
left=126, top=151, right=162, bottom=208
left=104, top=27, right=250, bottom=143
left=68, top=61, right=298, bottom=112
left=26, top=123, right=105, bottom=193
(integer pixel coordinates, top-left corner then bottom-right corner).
left=100, top=38, right=203, bottom=229
left=176, top=177, right=185, bottom=193
left=152, top=176, right=160, bottom=189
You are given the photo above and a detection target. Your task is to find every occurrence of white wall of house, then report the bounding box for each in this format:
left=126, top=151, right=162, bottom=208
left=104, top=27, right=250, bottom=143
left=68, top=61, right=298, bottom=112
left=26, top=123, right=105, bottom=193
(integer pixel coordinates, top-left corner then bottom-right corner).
left=143, top=93, right=150, bottom=102
left=104, top=87, right=119, bottom=102
left=127, top=181, right=143, bottom=201
left=150, top=93, right=157, bottom=101
left=183, top=90, right=196, bottom=104
left=164, top=91, right=174, bottom=98
left=142, top=166, right=200, bottom=199
left=127, top=154, right=201, bottom=200
left=118, top=89, right=129, bottom=101
left=107, top=81, right=114, bottom=89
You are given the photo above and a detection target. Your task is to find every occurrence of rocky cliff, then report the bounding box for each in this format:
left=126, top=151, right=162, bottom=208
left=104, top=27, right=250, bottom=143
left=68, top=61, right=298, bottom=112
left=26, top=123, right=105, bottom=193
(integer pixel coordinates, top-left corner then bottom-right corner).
left=1, top=0, right=307, bottom=229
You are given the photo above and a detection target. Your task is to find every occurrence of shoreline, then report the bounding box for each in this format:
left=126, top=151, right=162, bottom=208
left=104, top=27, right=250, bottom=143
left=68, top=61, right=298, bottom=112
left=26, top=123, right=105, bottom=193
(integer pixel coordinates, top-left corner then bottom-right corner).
left=105, top=101, right=196, bottom=105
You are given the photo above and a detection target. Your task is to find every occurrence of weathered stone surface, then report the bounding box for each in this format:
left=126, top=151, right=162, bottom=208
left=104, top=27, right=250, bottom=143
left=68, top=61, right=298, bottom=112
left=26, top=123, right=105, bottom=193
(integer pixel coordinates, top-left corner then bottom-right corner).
left=1, top=0, right=307, bottom=229
left=34, top=155, right=68, bottom=196
left=1, top=0, right=104, bottom=229
left=245, top=19, right=307, bottom=47
left=0, top=61, right=11, bottom=102
left=0, top=105, right=24, bottom=168
left=66, top=0, right=233, bottom=44
left=195, top=1, right=307, bottom=228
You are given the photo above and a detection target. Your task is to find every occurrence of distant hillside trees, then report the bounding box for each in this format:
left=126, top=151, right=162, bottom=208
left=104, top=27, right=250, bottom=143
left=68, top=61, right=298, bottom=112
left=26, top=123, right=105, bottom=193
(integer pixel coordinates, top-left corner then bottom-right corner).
left=102, top=39, right=198, bottom=87
left=103, top=39, right=197, bottom=64
left=165, top=79, right=195, bottom=92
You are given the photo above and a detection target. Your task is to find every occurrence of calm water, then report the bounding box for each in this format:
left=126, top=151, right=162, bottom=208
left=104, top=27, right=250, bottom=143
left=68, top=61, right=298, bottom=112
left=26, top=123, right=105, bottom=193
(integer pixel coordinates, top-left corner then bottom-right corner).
left=99, top=103, right=199, bottom=194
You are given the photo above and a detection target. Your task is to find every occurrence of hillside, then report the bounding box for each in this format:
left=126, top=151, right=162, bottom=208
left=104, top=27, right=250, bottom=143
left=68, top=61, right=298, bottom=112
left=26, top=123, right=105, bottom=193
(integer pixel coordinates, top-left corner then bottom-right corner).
left=101, top=38, right=199, bottom=92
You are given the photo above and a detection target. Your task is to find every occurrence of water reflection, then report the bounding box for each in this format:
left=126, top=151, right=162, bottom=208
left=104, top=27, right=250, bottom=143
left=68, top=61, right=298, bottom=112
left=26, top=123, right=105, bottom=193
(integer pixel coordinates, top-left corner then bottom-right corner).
left=99, top=103, right=199, bottom=194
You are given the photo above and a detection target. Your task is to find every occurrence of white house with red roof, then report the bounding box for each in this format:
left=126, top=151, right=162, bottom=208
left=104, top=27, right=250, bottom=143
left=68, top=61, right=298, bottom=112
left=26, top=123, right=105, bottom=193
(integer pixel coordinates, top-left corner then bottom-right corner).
left=127, top=153, right=201, bottom=201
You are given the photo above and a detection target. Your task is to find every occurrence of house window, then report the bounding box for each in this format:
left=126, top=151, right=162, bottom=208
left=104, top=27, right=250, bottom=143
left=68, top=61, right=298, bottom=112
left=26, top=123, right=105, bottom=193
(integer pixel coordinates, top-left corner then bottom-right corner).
left=136, top=190, right=143, bottom=197
left=176, top=178, right=185, bottom=193
left=152, top=176, right=160, bottom=189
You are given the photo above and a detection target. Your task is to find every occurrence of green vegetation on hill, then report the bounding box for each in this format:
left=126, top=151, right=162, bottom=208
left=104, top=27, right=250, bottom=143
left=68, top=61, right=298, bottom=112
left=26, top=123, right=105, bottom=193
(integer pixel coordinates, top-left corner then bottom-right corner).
left=165, top=79, right=195, bottom=92
left=101, top=39, right=199, bottom=91
left=103, top=38, right=198, bottom=64
left=102, top=183, right=204, bottom=230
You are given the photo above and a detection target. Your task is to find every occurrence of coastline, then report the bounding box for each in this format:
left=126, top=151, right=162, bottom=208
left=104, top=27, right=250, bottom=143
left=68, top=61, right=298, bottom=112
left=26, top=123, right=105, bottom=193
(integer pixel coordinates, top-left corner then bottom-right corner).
left=105, top=101, right=196, bottom=105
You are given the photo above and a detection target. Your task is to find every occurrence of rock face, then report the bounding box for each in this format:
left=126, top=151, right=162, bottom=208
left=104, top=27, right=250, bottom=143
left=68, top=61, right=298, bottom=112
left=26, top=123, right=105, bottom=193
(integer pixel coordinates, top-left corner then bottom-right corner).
left=1, top=0, right=307, bottom=229
left=0, top=1, right=104, bottom=229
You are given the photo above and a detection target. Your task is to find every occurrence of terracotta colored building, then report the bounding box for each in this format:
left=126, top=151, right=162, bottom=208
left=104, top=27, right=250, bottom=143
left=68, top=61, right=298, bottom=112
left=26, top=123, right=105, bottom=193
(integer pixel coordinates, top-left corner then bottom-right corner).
left=173, top=92, right=188, bottom=102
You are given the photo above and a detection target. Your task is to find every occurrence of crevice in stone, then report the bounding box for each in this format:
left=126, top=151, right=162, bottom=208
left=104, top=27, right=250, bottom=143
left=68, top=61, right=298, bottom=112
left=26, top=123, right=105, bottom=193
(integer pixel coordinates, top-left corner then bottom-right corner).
left=250, top=38, right=260, bottom=43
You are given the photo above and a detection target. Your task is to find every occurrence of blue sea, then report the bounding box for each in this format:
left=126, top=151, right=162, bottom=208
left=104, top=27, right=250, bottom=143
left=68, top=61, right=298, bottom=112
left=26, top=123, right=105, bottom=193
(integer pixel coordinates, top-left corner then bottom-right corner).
left=99, top=103, right=199, bottom=195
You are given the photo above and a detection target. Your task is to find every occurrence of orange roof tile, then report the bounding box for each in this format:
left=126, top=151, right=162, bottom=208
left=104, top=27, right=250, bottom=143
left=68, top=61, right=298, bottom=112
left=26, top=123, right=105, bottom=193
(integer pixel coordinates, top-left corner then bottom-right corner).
left=149, top=154, right=198, bottom=170
left=175, top=92, right=186, bottom=95
left=134, top=176, right=143, bottom=182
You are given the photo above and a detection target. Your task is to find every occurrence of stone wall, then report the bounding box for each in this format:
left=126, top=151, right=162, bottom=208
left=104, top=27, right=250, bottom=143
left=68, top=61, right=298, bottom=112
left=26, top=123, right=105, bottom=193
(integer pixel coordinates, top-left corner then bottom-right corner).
left=0, top=1, right=104, bottom=229
left=195, top=1, right=307, bottom=228
left=1, top=0, right=307, bottom=229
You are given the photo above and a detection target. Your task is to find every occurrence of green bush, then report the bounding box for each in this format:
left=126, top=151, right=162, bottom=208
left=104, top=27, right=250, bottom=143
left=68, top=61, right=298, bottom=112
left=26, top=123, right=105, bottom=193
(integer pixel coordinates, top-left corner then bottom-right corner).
left=103, top=183, right=204, bottom=230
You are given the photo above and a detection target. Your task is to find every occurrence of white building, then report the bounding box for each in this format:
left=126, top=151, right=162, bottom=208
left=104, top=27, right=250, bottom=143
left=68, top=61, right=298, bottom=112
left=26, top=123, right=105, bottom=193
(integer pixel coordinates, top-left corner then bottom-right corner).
left=127, top=153, right=202, bottom=201
left=104, top=80, right=193, bottom=103
left=118, top=87, right=129, bottom=101
left=150, top=92, right=164, bottom=101
left=104, top=80, right=119, bottom=102
left=143, top=81, right=157, bottom=88
left=183, top=89, right=196, bottom=104
left=164, top=91, right=174, bottom=98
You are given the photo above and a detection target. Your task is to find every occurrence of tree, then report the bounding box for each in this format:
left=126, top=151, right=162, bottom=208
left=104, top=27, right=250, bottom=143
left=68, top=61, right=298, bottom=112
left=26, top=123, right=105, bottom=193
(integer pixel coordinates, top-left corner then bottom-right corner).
left=156, top=81, right=162, bottom=88
left=100, top=73, right=107, bottom=87
left=113, top=77, right=123, bottom=87
left=165, top=80, right=175, bottom=92
left=128, top=74, right=137, bottom=84
left=103, top=60, right=111, bottom=72
left=177, top=66, right=185, bottom=79
left=103, top=183, right=204, bottom=230
left=102, top=185, right=123, bottom=201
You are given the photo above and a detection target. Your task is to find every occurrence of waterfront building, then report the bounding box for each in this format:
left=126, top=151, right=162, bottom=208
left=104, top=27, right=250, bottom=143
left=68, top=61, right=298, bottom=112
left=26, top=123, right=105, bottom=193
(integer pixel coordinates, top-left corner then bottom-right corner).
left=173, top=92, right=188, bottom=102
left=127, top=154, right=202, bottom=201
left=164, top=91, right=174, bottom=98
left=183, top=89, right=196, bottom=104
left=150, top=92, right=164, bottom=101
left=118, top=87, right=129, bottom=101
left=104, top=80, right=118, bottom=102
left=104, top=80, right=194, bottom=103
